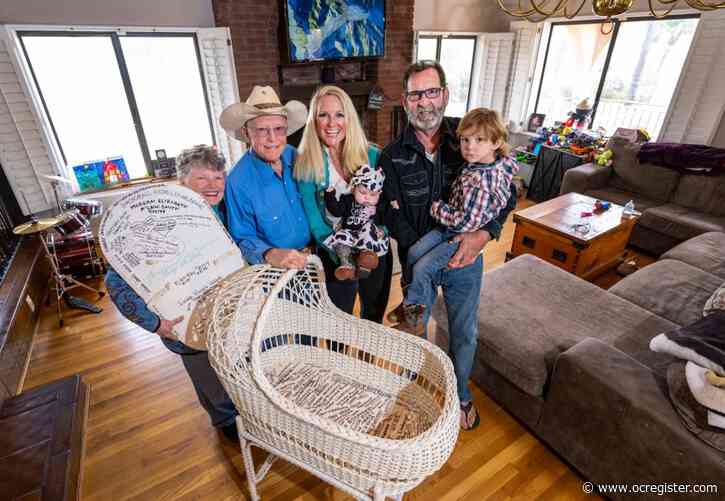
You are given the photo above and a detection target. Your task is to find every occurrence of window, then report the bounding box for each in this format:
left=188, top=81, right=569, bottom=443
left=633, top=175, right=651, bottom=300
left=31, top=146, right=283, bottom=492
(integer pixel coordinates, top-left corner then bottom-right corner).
left=416, top=35, right=477, bottom=117
left=534, top=16, right=698, bottom=139
left=19, top=32, right=214, bottom=182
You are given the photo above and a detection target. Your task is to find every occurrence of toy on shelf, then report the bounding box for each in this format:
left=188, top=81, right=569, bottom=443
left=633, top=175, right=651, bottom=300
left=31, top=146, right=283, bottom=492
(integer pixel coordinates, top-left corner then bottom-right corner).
left=564, top=98, right=593, bottom=130
left=596, top=149, right=614, bottom=167
left=611, top=127, right=651, bottom=144
left=514, top=148, right=537, bottom=165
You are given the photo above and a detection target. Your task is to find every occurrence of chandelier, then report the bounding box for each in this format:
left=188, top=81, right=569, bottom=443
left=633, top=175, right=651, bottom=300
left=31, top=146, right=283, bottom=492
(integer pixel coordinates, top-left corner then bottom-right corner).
left=496, top=0, right=725, bottom=23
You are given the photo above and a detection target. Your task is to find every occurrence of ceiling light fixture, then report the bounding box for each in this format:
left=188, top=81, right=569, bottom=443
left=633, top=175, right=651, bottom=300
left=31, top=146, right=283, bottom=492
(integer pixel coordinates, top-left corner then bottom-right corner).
left=496, top=0, right=725, bottom=23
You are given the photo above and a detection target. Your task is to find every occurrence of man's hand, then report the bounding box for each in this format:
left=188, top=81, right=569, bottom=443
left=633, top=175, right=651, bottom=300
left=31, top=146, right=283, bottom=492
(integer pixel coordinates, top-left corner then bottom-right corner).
left=264, top=248, right=308, bottom=269
left=448, top=229, right=492, bottom=269
left=156, top=316, right=184, bottom=339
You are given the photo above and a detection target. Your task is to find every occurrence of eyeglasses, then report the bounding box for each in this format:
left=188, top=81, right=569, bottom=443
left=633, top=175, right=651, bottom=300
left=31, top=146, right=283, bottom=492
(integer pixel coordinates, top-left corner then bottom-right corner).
left=247, top=126, right=288, bottom=137
left=404, top=87, right=444, bottom=102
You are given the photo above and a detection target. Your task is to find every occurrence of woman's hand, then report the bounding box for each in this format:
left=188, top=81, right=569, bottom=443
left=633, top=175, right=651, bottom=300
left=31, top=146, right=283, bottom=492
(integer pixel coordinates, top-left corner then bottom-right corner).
left=264, top=248, right=308, bottom=269
left=156, top=316, right=184, bottom=339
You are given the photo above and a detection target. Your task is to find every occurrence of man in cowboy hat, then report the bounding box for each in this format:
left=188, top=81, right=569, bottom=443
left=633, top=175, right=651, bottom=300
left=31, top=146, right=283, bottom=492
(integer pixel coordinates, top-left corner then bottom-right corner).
left=221, top=85, right=311, bottom=269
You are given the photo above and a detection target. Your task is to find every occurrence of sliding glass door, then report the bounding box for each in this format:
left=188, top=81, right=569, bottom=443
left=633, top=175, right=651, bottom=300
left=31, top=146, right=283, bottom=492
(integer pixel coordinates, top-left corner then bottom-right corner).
left=534, top=16, right=698, bottom=138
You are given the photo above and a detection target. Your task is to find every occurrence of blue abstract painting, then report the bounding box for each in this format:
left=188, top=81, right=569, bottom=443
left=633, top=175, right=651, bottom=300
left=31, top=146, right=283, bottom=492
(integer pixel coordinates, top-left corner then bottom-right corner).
left=286, top=0, right=385, bottom=62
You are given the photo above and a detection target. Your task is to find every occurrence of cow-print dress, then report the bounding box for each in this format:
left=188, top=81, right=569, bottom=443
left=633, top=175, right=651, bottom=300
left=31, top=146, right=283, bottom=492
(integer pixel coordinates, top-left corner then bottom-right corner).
left=323, top=191, right=389, bottom=257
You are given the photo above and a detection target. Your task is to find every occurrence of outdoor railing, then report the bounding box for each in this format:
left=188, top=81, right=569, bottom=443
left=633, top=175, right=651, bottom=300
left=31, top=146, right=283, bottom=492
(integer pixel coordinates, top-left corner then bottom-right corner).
left=594, top=99, right=667, bottom=139
left=536, top=98, right=668, bottom=139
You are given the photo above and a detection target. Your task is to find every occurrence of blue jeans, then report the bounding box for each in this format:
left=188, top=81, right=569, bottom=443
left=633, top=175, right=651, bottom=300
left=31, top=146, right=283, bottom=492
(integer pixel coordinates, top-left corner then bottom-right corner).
left=404, top=229, right=459, bottom=307
left=402, top=232, right=483, bottom=403
left=433, top=255, right=482, bottom=403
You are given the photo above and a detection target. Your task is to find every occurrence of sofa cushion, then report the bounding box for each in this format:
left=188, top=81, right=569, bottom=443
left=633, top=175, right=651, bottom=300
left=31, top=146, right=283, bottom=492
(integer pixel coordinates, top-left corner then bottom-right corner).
left=638, top=204, right=725, bottom=241
left=432, top=254, right=677, bottom=397
left=608, top=137, right=681, bottom=202
left=583, top=187, right=661, bottom=212
left=610, top=259, right=723, bottom=327
left=671, top=173, right=725, bottom=217
left=538, top=338, right=725, bottom=491
left=662, top=232, right=725, bottom=280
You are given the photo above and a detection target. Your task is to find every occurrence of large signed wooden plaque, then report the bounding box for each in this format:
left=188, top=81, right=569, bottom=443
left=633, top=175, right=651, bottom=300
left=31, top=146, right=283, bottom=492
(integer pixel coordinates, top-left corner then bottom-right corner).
left=100, top=184, right=245, bottom=349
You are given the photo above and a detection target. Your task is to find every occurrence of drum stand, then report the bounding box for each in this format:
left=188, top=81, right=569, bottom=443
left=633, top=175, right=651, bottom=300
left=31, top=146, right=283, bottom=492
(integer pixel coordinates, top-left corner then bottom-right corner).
left=39, top=229, right=104, bottom=327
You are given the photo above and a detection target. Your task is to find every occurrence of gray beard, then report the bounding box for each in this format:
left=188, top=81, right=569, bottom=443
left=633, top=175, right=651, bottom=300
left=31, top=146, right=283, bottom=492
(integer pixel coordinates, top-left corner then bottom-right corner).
left=406, top=105, right=444, bottom=133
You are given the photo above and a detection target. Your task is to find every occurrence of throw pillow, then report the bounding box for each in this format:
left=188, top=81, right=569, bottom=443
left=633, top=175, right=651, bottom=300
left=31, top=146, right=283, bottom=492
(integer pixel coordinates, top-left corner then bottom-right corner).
left=649, top=311, right=725, bottom=375
left=704, top=282, right=725, bottom=317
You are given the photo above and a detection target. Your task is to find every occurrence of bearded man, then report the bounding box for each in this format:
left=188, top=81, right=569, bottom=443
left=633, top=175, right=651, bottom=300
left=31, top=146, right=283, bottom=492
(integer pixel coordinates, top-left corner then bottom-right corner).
left=379, top=60, right=517, bottom=430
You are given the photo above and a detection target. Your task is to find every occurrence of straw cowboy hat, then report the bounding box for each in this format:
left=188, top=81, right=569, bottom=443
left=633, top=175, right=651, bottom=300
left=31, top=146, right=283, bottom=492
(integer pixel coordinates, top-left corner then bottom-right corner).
left=220, top=85, right=308, bottom=142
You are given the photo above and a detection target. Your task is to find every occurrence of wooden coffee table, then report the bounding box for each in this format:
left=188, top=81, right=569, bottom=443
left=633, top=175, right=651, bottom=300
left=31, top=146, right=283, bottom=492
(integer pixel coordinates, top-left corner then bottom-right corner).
left=508, top=193, right=639, bottom=280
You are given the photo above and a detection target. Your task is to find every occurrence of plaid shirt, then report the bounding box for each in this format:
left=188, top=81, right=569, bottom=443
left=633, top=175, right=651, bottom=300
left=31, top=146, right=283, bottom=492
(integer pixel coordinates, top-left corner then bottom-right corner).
left=431, top=156, right=518, bottom=233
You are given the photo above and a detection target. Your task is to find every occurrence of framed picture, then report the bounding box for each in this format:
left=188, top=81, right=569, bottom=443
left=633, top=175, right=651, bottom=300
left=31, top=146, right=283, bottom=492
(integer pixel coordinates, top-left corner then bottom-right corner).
left=72, top=156, right=129, bottom=192
left=527, top=113, right=546, bottom=132
left=334, top=62, right=363, bottom=82
left=280, top=65, right=321, bottom=86
left=155, top=149, right=167, bottom=160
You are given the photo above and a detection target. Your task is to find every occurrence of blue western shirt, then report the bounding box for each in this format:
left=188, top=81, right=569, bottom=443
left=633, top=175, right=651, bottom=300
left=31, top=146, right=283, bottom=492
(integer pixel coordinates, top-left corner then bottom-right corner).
left=225, top=145, right=311, bottom=264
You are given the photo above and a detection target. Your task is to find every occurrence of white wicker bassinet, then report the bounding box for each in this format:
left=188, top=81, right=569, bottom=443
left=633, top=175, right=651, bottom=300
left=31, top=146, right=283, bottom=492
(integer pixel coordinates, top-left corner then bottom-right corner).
left=205, top=256, right=459, bottom=501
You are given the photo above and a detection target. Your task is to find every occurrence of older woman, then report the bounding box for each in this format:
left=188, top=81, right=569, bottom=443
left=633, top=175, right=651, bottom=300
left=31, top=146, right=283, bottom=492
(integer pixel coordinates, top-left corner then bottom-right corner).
left=294, top=85, right=391, bottom=322
left=105, top=144, right=238, bottom=440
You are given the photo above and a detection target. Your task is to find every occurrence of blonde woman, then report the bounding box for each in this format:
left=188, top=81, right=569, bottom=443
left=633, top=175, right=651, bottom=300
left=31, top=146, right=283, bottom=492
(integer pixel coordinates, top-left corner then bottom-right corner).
left=295, top=85, right=391, bottom=322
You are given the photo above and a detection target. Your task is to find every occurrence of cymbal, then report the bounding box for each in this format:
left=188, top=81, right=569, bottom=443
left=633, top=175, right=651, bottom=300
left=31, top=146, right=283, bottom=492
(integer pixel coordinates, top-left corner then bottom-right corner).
left=13, top=215, right=64, bottom=235
left=42, top=174, right=72, bottom=185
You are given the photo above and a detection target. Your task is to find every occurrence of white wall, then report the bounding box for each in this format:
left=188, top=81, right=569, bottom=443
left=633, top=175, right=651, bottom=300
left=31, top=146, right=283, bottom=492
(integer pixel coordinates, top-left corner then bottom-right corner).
left=659, top=10, right=725, bottom=145
left=415, top=0, right=510, bottom=32
left=0, top=0, right=214, bottom=27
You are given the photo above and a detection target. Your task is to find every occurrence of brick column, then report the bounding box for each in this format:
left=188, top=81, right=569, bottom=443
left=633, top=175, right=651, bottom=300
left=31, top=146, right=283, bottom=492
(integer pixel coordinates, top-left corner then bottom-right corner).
left=368, top=0, right=415, bottom=146
left=212, top=0, right=282, bottom=98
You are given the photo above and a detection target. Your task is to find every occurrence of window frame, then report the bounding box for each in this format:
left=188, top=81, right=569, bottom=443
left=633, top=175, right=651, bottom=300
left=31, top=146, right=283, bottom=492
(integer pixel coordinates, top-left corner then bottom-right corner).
left=415, top=33, right=478, bottom=113
left=532, top=13, right=700, bottom=136
left=16, top=29, right=216, bottom=178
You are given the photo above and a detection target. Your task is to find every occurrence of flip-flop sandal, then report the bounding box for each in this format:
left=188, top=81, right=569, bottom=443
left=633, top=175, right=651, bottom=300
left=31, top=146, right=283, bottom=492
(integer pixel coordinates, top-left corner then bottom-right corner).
left=460, top=401, right=480, bottom=431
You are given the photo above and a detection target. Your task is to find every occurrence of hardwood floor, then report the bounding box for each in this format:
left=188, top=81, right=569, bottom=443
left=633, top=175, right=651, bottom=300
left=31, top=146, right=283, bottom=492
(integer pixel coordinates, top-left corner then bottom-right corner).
left=24, top=196, right=607, bottom=501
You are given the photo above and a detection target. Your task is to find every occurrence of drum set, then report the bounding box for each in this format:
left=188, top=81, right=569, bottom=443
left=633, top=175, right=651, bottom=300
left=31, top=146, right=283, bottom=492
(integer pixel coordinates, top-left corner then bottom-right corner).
left=13, top=197, right=105, bottom=327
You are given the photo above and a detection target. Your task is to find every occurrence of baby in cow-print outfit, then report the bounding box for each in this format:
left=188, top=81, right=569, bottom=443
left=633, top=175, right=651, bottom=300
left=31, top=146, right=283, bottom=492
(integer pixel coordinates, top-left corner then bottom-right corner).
left=323, top=165, right=389, bottom=281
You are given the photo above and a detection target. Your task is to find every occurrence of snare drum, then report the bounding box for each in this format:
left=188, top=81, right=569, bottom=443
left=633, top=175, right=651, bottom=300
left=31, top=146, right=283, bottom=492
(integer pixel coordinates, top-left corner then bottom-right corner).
left=55, top=210, right=89, bottom=236
left=62, top=197, right=102, bottom=218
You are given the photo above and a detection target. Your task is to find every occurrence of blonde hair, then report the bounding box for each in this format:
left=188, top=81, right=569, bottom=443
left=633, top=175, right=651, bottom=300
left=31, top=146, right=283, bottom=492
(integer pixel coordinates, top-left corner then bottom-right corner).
left=294, top=85, right=369, bottom=184
left=457, top=108, right=511, bottom=157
